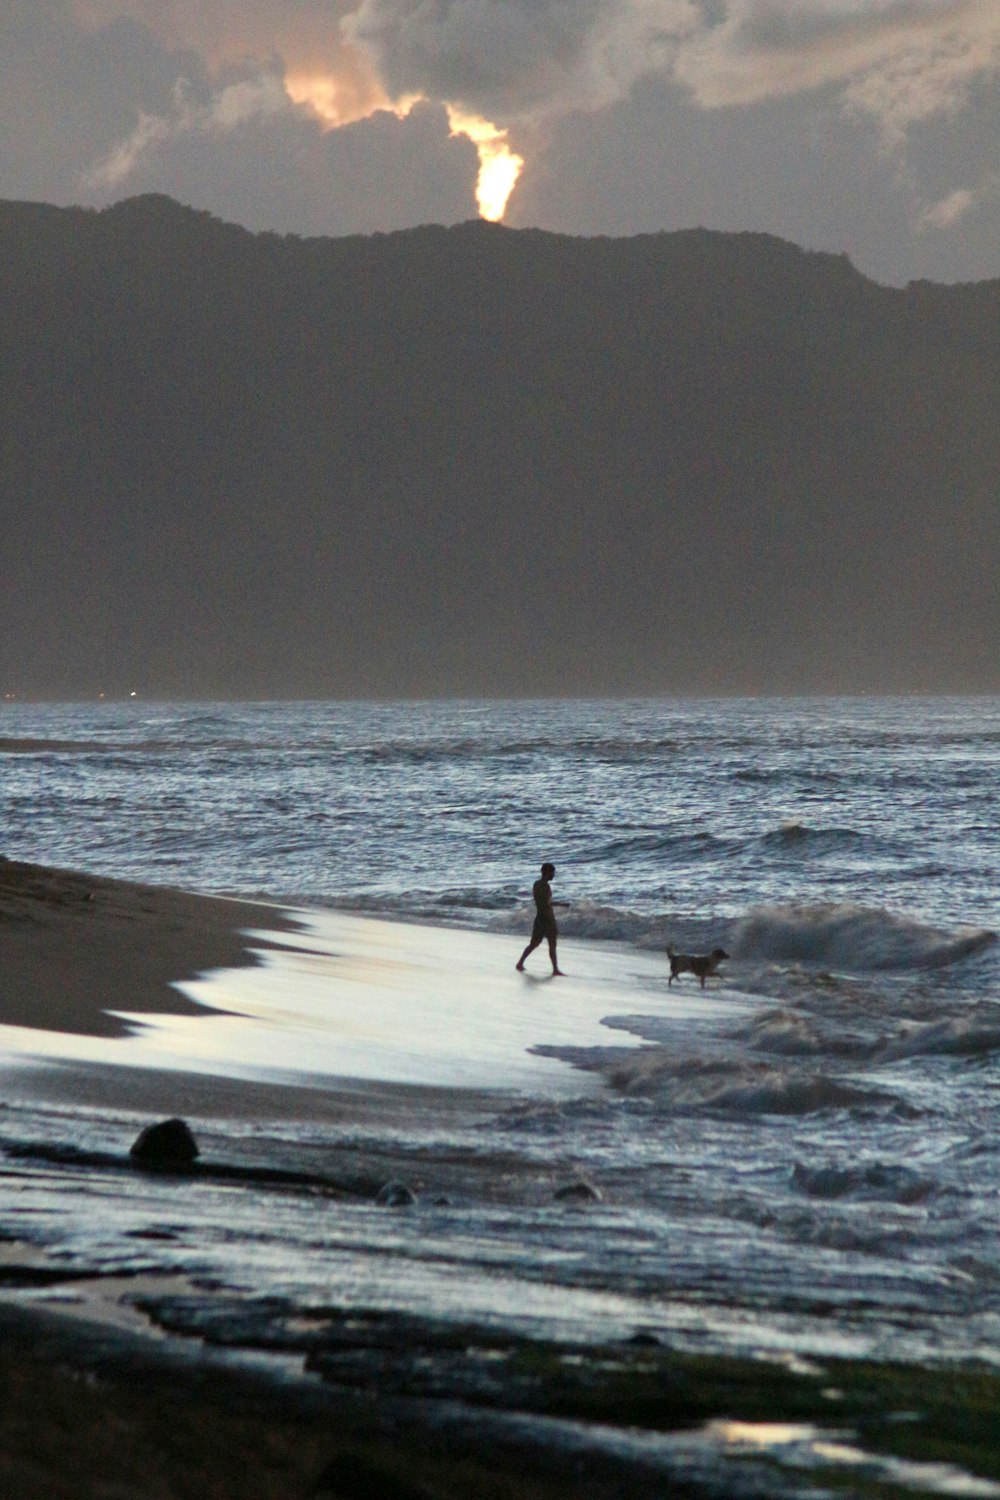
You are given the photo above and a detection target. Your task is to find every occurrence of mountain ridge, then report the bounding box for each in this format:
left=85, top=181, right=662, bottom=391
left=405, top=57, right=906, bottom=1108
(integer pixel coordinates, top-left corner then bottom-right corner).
left=2, top=195, right=998, bottom=698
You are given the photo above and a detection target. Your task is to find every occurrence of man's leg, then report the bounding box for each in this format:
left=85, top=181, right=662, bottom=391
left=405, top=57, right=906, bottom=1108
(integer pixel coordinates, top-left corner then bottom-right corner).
left=547, top=935, right=564, bottom=976
left=516, top=936, right=541, bottom=971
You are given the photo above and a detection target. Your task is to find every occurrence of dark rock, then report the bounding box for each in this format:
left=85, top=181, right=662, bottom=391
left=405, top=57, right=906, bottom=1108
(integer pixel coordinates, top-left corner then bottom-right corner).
left=374, top=1180, right=417, bottom=1207
left=129, top=1117, right=199, bottom=1168
left=627, top=1330, right=662, bottom=1347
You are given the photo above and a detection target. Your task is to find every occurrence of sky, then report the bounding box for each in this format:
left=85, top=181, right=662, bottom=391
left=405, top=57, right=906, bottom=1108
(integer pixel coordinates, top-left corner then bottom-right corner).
left=4, top=1, right=1000, bottom=285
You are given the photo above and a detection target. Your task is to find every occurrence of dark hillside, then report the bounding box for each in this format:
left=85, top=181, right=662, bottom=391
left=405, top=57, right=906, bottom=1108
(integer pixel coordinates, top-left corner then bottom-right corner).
left=2, top=195, right=998, bottom=697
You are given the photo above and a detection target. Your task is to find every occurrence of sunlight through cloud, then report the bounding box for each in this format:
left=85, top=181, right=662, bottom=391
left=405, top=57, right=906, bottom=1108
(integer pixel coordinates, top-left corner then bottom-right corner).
left=446, top=108, right=524, bottom=221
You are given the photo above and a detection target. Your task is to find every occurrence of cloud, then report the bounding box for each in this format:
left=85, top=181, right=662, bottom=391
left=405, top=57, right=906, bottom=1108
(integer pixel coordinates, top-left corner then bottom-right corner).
left=839, top=3, right=1000, bottom=144
left=672, top=2, right=1000, bottom=134
left=343, top=0, right=701, bottom=123
left=917, top=174, right=998, bottom=232
left=918, top=184, right=975, bottom=227
left=338, top=0, right=1000, bottom=155
left=65, top=4, right=1000, bottom=169
left=76, top=0, right=389, bottom=124
left=93, top=92, right=478, bottom=237
left=0, top=3, right=475, bottom=234
left=83, top=71, right=292, bottom=192
left=0, top=0, right=200, bottom=199
left=323, top=1, right=1000, bottom=247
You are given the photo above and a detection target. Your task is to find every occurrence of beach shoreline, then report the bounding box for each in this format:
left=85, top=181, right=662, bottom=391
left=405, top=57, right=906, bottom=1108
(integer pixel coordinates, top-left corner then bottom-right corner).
left=0, top=858, right=596, bottom=1495
left=4, top=856, right=1000, bottom=1496
left=0, top=855, right=676, bottom=1113
left=1, top=857, right=538, bottom=1127
left=0, top=856, right=299, bottom=1039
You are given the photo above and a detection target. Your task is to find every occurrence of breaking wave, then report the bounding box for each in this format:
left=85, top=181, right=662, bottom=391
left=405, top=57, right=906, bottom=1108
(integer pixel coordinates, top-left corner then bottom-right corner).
left=878, top=1006, right=1000, bottom=1062
left=605, top=1052, right=896, bottom=1116
left=479, top=899, right=997, bottom=980
left=755, top=821, right=887, bottom=859
left=743, top=1009, right=851, bottom=1058
left=730, top=902, right=996, bottom=973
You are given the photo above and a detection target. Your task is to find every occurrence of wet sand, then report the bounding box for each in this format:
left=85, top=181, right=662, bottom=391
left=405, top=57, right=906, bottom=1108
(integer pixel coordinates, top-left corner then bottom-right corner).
left=0, top=858, right=518, bottom=1127
left=0, top=856, right=295, bottom=1038
left=0, top=857, right=694, bottom=1115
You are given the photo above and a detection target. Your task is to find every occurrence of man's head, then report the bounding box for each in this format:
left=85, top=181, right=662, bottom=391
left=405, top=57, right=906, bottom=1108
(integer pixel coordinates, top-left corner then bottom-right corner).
left=541, top=862, right=555, bottom=879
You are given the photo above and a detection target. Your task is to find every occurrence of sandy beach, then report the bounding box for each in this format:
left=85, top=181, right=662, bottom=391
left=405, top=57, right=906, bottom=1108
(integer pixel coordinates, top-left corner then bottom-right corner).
left=0, top=853, right=672, bottom=1116
left=0, top=856, right=294, bottom=1038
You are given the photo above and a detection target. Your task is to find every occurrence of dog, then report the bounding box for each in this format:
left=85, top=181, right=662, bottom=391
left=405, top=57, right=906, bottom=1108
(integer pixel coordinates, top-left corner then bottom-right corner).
left=666, top=944, right=729, bottom=988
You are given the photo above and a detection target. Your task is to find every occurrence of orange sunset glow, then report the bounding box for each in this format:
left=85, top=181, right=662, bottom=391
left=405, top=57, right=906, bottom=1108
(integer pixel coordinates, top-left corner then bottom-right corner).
left=287, top=73, right=524, bottom=222
left=447, top=110, right=524, bottom=222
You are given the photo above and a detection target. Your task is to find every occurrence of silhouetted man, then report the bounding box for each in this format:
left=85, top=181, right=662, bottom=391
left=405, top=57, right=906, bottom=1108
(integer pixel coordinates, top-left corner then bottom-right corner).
left=516, top=862, right=567, bottom=975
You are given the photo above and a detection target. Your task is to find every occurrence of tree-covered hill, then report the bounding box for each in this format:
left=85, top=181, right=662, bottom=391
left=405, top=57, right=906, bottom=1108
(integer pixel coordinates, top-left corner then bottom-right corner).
left=2, top=194, right=998, bottom=697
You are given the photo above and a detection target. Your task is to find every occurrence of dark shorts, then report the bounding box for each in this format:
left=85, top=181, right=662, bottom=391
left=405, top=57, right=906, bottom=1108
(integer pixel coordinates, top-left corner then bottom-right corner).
left=531, top=913, right=557, bottom=945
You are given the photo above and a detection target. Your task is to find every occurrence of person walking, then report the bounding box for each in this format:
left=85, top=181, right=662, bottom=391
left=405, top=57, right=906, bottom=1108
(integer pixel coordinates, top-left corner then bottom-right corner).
left=516, top=862, right=567, bottom=975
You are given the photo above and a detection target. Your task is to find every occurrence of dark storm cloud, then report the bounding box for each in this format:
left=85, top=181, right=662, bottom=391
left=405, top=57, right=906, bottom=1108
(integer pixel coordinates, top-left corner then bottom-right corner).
left=341, top=0, right=1000, bottom=138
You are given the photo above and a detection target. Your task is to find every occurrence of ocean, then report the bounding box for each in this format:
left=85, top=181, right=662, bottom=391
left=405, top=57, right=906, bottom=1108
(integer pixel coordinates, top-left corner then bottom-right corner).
left=3, top=696, right=1000, bottom=1492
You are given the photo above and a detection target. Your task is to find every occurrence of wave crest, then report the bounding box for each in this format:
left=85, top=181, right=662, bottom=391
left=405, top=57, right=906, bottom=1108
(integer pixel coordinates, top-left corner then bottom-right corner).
left=606, top=1052, right=894, bottom=1116
left=879, top=1007, right=1000, bottom=1062
left=758, top=821, right=865, bottom=856
left=731, top=902, right=996, bottom=972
